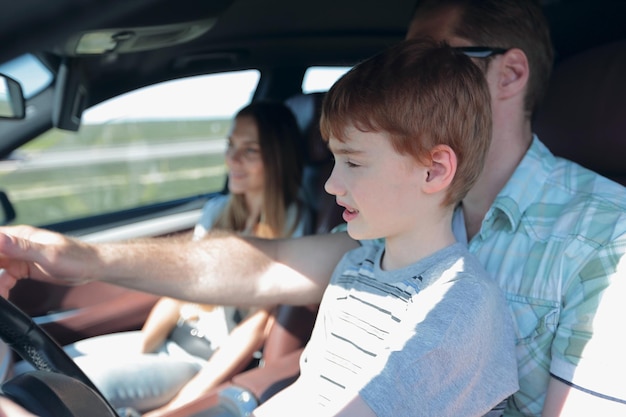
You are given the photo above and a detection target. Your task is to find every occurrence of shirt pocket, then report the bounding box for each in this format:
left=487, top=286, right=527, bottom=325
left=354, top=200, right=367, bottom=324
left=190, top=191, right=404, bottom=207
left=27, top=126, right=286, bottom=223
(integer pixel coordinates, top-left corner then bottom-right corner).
left=504, top=294, right=560, bottom=415
left=505, top=293, right=559, bottom=346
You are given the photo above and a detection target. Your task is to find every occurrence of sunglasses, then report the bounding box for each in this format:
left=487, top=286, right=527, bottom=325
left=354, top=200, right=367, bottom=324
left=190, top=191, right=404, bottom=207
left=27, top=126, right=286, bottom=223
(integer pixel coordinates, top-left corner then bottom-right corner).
left=455, top=46, right=509, bottom=58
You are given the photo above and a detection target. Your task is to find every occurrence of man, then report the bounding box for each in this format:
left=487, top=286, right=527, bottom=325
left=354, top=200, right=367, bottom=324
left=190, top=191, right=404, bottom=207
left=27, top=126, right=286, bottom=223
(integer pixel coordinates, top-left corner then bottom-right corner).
left=1, top=0, right=626, bottom=415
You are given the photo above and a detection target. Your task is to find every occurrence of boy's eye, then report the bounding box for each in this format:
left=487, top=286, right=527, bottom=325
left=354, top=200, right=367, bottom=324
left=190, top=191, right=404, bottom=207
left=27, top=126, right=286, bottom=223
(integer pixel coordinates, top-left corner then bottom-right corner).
left=331, top=154, right=360, bottom=168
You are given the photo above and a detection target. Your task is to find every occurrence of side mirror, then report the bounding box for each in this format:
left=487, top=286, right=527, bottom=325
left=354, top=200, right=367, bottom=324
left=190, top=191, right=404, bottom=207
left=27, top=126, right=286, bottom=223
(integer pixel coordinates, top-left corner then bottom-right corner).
left=0, top=74, right=25, bottom=120
left=0, top=191, right=16, bottom=225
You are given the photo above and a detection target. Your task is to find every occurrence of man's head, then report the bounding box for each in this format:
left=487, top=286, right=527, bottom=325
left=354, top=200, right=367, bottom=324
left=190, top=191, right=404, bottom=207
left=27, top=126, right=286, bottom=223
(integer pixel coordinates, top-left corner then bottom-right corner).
left=320, top=39, right=491, bottom=207
left=407, top=0, right=554, bottom=117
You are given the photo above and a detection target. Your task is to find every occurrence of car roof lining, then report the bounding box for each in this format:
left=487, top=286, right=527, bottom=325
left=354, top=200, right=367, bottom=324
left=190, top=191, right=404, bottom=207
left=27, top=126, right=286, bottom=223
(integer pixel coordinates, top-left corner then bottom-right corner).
left=0, top=0, right=625, bottom=144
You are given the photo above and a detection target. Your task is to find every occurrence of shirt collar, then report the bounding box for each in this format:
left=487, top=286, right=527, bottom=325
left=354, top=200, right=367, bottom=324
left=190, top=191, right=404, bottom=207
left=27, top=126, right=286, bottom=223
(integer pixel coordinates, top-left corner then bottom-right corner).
left=485, top=135, right=555, bottom=233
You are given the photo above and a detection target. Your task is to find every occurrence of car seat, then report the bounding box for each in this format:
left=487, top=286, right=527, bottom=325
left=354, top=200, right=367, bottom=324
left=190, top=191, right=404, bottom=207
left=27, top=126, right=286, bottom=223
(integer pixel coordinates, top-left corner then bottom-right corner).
left=533, top=39, right=626, bottom=185
left=285, top=91, right=344, bottom=233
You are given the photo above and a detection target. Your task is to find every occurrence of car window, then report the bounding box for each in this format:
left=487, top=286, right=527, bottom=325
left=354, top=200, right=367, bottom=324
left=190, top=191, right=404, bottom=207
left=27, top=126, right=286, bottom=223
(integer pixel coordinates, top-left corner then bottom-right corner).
left=1, top=70, right=260, bottom=227
left=302, top=66, right=350, bottom=93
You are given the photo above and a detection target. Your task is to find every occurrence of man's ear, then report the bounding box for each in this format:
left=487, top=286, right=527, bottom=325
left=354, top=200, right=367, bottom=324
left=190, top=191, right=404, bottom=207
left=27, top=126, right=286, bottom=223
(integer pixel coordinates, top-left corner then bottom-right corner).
left=494, top=48, right=529, bottom=100
left=423, top=145, right=457, bottom=195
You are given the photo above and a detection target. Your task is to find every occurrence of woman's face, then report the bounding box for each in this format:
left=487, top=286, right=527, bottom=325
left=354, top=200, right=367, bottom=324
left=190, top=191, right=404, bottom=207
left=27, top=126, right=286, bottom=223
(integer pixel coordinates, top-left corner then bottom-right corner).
left=225, top=115, right=265, bottom=196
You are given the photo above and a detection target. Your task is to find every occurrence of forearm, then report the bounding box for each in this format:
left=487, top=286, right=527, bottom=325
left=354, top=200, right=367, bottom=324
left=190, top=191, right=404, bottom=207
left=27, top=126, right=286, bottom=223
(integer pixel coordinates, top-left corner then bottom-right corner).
left=95, top=233, right=311, bottom=305
left=95, top=231, right=355, bottom=306
left=543, top=377, right=626, bottom=416
left=93, top=232, right=254, bottom=301
left=140, top=297, right=182, bottom=352
left=0, top=226, right=357, bottom=306
left=153, top=309, right=273, bottom=414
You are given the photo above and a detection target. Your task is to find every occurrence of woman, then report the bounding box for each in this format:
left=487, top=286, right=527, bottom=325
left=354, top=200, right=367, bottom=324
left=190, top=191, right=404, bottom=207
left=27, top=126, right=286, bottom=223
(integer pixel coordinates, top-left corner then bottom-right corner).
left=14, top=101, right=313, bottom=415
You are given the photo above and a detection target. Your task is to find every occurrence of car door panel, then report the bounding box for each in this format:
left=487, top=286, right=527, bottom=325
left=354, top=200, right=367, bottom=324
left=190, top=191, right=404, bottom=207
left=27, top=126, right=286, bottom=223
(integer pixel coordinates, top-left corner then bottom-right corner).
left=9, top=279, right=160, bottom=346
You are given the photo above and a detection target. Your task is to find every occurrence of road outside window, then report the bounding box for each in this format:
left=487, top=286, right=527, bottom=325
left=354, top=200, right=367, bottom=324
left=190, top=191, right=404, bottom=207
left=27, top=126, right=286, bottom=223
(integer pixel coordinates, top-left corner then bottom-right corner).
left=0, top=70, right=259, bottom=226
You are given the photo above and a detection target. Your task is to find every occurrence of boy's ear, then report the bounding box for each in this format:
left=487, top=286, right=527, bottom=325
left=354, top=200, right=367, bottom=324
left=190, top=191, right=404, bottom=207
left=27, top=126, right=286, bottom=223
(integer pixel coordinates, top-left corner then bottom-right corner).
left=494, top=48, right=529, bottom=100
left=423, top=145, right=457, bottom=195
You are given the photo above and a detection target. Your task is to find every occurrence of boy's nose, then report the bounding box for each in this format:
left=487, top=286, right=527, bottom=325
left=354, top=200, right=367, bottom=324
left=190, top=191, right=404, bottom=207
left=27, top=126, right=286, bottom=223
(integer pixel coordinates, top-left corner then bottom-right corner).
left=324, top=166, right=345, bottom=197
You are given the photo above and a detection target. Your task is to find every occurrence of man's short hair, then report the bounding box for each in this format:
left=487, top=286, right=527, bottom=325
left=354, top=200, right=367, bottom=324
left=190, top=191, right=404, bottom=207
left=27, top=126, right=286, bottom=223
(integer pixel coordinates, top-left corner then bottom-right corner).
left=320, top=39, right=492, bottom=207
left=414, top=0, right=554, bottom=116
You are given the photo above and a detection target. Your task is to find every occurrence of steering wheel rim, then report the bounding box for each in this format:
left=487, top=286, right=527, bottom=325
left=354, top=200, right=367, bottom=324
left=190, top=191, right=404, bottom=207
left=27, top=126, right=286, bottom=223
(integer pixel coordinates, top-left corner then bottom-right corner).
left=0, top=296, right=118, bottom=416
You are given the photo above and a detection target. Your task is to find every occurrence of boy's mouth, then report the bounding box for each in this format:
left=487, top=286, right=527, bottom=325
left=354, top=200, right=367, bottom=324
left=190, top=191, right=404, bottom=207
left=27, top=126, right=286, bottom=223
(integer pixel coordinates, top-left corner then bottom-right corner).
left=338, top=202, right=359, bottom=222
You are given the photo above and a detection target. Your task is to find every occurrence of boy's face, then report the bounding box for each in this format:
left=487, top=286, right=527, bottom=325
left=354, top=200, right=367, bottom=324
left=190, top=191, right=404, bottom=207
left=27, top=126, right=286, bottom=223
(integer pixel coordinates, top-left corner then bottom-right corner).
left=325, top=125, right=428, bottom=241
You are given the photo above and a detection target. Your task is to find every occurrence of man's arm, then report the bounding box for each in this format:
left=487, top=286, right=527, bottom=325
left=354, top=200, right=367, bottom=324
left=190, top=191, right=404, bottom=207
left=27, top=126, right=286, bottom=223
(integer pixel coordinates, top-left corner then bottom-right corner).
left=543, top=377, right=626, bottom=416
left=0, top=225, right=357, bottom=306
left=542, top=234, right=626, bottom=416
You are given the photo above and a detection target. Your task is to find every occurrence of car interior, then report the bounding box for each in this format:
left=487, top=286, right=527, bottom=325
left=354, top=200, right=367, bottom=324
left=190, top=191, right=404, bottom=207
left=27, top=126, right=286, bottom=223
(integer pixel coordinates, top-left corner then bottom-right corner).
left=0, top=0, right=624, bottom=416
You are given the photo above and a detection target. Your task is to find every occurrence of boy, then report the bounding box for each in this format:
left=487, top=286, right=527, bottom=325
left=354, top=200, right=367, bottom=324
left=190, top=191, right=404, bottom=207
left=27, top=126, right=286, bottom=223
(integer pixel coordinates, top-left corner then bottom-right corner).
left=253, top=39, right=518, bottom=417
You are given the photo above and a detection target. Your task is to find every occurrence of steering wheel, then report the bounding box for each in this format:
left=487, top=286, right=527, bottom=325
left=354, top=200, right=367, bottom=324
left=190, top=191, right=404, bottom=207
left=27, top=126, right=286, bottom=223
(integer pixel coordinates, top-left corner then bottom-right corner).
left=0, top=296, right=119, bottom=416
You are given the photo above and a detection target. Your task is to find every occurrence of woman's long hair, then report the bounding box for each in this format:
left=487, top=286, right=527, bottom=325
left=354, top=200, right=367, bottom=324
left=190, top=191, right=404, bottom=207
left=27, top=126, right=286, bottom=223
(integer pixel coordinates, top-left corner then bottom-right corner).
left=214, top=101, right=304, bottom=238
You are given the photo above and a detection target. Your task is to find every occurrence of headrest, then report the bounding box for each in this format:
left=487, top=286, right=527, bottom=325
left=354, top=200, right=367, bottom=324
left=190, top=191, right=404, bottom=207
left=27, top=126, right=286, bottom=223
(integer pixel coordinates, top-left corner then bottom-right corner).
left=533, top=39, right=626, bottom=185
left=285, top=92, right=344, bottom=233
left=284, top=92, right=331, bottom=165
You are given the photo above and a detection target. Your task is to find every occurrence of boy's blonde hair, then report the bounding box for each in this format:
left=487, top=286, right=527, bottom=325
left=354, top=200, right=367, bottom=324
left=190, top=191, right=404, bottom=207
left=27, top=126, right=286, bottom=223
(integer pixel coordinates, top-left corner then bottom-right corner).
left=320, top=39, right=491, bottom=207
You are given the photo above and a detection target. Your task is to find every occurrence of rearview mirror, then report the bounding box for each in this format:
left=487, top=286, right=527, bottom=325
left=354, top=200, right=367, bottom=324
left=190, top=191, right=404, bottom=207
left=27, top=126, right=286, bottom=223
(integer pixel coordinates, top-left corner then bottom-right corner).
left=0, top=74, right=25, bottom=120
